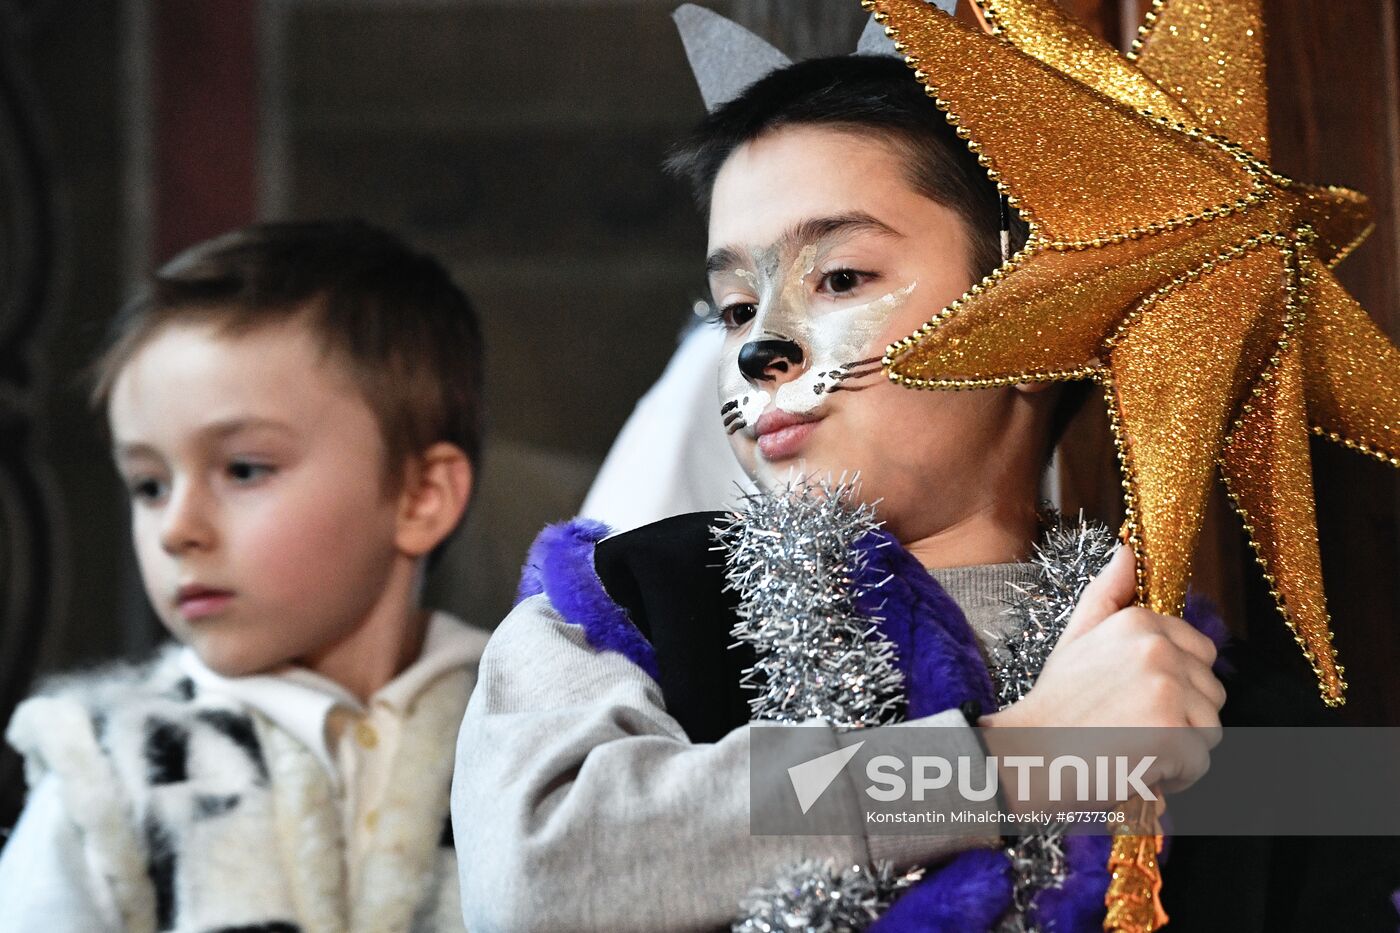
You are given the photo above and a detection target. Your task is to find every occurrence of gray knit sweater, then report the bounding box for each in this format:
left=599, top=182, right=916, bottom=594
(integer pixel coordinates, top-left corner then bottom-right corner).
left=452, top=561, right=1039, bottom=932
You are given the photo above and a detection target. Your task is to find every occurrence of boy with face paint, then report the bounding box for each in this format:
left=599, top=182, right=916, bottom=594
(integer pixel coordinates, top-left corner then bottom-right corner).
left=450, top=50, right=1248, bottom=931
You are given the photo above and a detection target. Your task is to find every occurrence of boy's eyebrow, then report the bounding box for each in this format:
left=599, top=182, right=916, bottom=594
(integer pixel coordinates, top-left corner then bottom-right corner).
left=705, top=211, right=904, bottom=278
left=200, top=416, right=298, bottom=440
left=111, top=417, right=297, bottom=460
left=111, top=441, right=160, bottom=462
left=786, top=211, right=904, bottom=248
left=706, top=246, right=745, bottom=278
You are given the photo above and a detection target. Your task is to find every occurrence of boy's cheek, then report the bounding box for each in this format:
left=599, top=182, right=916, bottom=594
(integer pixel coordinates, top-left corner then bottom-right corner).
left=131, top=529, right=172, bottom=603
left=727, top=434, right=759, bottom=479
left=129, top=510, right=159, bottom=554
left=237, top=516, right=337, bottom=589
left=236, top=495, right=395, bottom=596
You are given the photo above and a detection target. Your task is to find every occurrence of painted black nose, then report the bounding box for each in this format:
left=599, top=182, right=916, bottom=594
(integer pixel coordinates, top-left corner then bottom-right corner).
left=738, top=339, right=805, bottom=382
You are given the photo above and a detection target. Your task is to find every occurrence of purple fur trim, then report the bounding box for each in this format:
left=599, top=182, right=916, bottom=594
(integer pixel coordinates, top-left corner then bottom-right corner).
left=1028, top=834, right=1112, bottom=932
left=516, top=519, right=660, bottom=681
left=846, top=533, right=1011, bottom=930
left=852, top=530, right=997, bottom=717
left=1183, top=591, right=1234, bottom=677
left=871, top=849, right=1012, bottom=932
left=848, top=533, right=1129, bottom=932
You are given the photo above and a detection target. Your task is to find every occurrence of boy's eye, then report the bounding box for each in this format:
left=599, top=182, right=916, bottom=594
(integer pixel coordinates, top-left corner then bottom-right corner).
left=227, top=460, right=275, bottom=484
left=721, top=303, right=758, bottom=329
left=819, top=269, right=873, bottom=295
left=127, top=477, right=168, bottom=503
left=705, top=301, right=758, bottom=331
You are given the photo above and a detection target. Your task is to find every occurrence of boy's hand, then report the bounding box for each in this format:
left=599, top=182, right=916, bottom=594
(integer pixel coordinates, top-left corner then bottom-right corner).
left=981, top=545, right=1226, bottom=800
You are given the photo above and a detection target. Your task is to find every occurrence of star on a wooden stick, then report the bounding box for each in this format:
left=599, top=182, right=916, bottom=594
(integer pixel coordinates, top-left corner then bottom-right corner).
left=866, top=0, right=1400, bottom=706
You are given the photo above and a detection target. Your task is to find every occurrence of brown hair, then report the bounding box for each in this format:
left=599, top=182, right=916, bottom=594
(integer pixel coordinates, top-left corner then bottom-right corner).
left=93, top=219, right=485, bottom=481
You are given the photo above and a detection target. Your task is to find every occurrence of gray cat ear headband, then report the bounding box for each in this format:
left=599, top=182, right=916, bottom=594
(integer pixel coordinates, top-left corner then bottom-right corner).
left=672, top=1, right=1009, bottom=260
left=672, top=1, right=958, bottom=112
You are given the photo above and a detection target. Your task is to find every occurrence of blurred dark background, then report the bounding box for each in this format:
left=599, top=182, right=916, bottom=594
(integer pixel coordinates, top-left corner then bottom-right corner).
left=1, top=0, right=1397, bottom=836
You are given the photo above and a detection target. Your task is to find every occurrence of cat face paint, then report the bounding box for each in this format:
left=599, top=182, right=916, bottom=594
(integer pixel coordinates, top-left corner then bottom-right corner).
left=706, top=125, right=1030, bottom=548
left=710, top=220, right=916, bottom=483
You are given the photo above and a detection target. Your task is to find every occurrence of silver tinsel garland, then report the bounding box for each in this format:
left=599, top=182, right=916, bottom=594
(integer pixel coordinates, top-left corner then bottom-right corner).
left=990, top=514, right=1116, bottom=933
left=712, top=478, right=905, bottom=730
left=716, top=480, right=921, bottom=932
left=732, top=860, right=926, bottom=933
left=718, top=488, right=1115, bottom=933
left=990, top=516, right=1118, bottom=710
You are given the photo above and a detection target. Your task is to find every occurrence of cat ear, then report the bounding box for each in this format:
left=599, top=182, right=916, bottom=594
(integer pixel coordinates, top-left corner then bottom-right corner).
left=673, top=4, right=793, bottom=111
left=856, top=13, right=900, bottom=56
left=856, top=0, right=957, bottom=56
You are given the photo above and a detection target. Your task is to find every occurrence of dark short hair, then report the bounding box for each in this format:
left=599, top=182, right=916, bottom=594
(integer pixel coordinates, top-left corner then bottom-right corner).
left=666, top=54, right=1029, bottom=280
left=93, top=219, right=485, bottom=478
left=666, top=54, right=1087, bottom=450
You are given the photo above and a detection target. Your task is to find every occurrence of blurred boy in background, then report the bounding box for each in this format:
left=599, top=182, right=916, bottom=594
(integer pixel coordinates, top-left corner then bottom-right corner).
left=0, top=220, right=487, bottom=932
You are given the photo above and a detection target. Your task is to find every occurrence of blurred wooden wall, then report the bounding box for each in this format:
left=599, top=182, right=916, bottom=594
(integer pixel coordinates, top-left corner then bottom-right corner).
left=1054, top=0, right=1400, bottom=724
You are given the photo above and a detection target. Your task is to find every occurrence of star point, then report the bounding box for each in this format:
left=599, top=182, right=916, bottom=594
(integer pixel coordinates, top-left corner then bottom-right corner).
left=870, top=0, right=1400, bottom=705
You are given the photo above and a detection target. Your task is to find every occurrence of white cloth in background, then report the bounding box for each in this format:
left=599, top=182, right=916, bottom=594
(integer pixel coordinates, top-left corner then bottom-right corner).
left=581, top=323, right=755, bottom=531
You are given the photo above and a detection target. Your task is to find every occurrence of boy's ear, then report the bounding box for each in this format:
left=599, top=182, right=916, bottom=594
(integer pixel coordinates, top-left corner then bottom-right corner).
left=394, top=442, right=473, bottom=558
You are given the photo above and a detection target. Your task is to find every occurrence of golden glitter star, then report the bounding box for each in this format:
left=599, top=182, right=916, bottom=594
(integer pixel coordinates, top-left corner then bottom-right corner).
left=865, top=0, right=1400, bottom=707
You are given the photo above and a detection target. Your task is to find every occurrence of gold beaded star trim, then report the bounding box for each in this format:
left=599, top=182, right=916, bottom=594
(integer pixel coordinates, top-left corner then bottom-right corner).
left=861, top=0, right=1400, bottom=708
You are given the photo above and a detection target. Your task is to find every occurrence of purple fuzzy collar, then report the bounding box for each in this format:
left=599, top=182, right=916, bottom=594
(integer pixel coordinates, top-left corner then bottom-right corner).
left=516, top=519, right=660, bottom=681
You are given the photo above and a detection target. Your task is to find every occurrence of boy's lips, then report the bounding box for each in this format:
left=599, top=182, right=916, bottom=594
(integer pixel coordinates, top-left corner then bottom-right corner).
left=754, top=410, right=822, bottom=460
left=175, top=584, right=235, bottom=620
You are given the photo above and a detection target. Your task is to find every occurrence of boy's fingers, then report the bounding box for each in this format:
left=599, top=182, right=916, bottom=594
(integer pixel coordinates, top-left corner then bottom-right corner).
left=1161, top=617, right=1218, bottom=667
left=1161, top=744, right=1211, bottom=793
left=1188, top=663, right=1228, bottom=711
left=1184, top=689, right=1223, bottom=737
left=1158, top=728, right=1213, bottom=793
left=1062, top=545, right=1138, bottom=642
